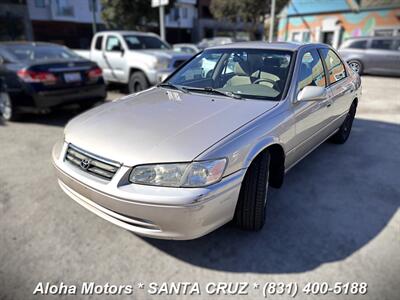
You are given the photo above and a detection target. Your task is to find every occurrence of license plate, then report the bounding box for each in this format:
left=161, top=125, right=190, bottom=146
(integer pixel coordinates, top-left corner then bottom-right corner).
left=64, top=72, right=81, bottom=82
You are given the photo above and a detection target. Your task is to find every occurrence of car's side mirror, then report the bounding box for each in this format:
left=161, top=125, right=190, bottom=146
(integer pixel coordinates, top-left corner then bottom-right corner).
left=296, top=86, right=327, bottom=102
left=111, top=44, right=123, bottom=53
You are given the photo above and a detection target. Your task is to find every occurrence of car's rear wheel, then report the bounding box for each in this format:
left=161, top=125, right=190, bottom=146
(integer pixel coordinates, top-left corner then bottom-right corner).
left=234, top=152, right=270, bottom=231
left=348, top=60, right=363, bottom=74
left=330, top=102, right=357, bottom=144
left=0, top=92, right=19, bottom=121
left=128, top=71, right=148, bottom=94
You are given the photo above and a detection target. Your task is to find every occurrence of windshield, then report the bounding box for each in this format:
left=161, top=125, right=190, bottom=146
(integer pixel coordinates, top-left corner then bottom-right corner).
left=3, top=44, right=80, bottom=62
left=168, top=49, right=293, bottom=101
left=123, top=35, right=171, bottom=50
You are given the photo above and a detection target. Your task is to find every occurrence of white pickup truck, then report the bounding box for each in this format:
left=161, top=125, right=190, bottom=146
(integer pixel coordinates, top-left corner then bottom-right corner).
left=75, top=31, right=192, bottom=93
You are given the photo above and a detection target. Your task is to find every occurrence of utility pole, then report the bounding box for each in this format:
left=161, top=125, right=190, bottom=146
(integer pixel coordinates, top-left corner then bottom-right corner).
left=152, top=0, right=168, bottom=41
left=159, top=5, right=166, bottom=41
left=91, top=0, right=97, bottom=35
left=269, top=0, right=276, bottom=42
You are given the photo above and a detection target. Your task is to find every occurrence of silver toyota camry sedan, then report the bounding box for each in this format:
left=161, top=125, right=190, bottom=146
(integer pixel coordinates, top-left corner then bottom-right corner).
left=52, top=42, right=361, bottom=240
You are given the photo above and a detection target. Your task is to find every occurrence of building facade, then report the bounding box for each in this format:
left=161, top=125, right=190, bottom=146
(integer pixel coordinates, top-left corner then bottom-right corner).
left=277, top=0, right=400, bottom=49
left=0, top=0, right=33, bottom=41
left=28, top=0, right=104, bottom=48
left=165, top=0, right=197, bottom=43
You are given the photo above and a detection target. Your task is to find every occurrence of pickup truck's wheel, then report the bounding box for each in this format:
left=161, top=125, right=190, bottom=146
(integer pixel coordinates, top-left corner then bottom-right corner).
left=128, top=71, right=148, bottom=94
left=0, top=92, right=19, bottom=121
left=348, top=60, right=363, bottom=74
left=234, top=152, right=270, bottom=231
left=330, top=102, right=357, bottom=144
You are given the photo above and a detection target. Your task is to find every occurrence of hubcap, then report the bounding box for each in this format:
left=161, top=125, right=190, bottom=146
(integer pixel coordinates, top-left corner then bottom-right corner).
left=0, top=93, right=12, bottom=120
left=349, top=62, right=360, bottom=73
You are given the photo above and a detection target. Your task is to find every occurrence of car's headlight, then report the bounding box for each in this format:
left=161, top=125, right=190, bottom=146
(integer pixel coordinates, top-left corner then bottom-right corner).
left=153, top=58, right=170, bottom=70
left=129, top=159, right=227, bottom=187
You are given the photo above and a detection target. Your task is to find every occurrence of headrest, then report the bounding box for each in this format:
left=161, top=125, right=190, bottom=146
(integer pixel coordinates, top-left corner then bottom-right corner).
left=265, top=57, right=281, bottom=67
left=234, top=61, right=249, bottom=76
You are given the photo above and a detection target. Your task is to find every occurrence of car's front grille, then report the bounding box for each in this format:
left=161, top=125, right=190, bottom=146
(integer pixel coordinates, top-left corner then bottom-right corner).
left=65, top=144, right=120, bottom=180
left=173, top=59, right=186, bottom=68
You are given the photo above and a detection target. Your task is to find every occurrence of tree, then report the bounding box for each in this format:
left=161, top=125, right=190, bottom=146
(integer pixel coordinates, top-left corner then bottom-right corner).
left=210, top=0, right=288, bottom=40
left=101, top=0, right=158, bottom=30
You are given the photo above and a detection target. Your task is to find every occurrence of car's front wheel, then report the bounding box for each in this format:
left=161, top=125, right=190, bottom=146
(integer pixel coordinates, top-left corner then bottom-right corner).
left=128, top=71, right=148, bottom=94
left=330, top=102, right=357, bottom=144
left=234, top=152, right=270, bottom=231
left=0, top=92, right=19, bottom=121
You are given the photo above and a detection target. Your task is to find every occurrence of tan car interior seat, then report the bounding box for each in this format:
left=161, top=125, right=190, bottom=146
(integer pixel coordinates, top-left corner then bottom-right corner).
left=224, top=61, right=251, bottom=87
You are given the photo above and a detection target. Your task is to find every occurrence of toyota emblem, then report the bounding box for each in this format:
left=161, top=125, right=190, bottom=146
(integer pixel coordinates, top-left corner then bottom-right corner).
left=80, top=159, right=91, bottom=170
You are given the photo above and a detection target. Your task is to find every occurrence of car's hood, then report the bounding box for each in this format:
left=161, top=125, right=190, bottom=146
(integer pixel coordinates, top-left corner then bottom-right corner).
left=139, top=49, right=192, bottom=60
left=65, top=88, right=278, bottom=166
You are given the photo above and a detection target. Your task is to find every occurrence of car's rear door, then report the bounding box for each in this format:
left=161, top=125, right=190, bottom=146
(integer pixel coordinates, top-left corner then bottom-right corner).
left=366, top=38, right=398, bottom=74
left=318, top=47, right=354, bottom=129
left=91, top=34, right=107, bottom=74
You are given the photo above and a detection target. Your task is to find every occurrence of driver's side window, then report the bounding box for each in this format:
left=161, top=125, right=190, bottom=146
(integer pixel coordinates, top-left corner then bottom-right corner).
left=298, top=49, right=326, bottom=91
left=106, top=36, right=122, bottom=52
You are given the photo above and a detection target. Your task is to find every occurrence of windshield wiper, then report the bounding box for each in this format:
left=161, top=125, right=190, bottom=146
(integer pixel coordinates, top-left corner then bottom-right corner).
left=186, top=87, right=243, bottom=100
left=158, top=82, right=189, bottom=93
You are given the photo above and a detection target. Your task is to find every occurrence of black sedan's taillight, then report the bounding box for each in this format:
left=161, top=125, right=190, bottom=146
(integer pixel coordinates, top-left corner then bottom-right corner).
left=87, top=67, right=102, bottom=80
left=17, top=69, right=57, bottom=85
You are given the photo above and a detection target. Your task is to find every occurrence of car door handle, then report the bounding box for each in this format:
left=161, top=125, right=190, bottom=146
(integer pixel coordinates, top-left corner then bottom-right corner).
left=343, top=84, right=354, bottom=93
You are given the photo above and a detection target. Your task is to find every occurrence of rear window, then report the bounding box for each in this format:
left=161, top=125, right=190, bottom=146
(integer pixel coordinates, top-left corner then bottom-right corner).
left=371, top=39, right=394, bottom=50
left=3, top=44, right=79, bottom=61
left=347, top=40, right=367, bottom=49
left=95, top=36, right=103, bottom=50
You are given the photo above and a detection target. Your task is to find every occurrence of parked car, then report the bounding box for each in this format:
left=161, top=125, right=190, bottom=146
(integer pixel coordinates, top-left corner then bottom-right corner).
left=339, top=36, right=400, bottom=76
left=53, top=42, right=361, bottom=240
left=173, top=43, right=200, bottom=55
left=75, top=31, right=192, bottom=93
left=197, top=36, right=235, bottom=50
left=0, top=42, right=106, bottom=121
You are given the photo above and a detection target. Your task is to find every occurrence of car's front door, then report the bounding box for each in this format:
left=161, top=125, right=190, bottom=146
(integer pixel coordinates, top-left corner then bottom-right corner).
left=288, top=48, right=333, bottom=167
left=103, top=34, right=126, bottom=82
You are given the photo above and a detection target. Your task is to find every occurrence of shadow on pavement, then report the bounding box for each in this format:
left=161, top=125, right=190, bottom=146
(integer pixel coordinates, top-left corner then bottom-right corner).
left=143, top=118, right=400, bottom=274
left=11, top=101, right=108, bottom=127
left=16, top=108, right=79, bottom=127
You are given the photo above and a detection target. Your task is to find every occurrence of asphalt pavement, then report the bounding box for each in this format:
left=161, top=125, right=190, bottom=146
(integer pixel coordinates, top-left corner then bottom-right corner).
left=0, top=76, right=399, bottom=300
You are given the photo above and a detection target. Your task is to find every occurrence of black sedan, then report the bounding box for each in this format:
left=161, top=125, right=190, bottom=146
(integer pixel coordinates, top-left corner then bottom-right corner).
left=0, top=42, right=106, bottom=121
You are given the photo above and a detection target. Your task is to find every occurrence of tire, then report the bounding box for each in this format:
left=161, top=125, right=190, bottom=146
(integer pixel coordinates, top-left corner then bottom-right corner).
left=0, top=92, right=20, bottom=121
left=348, top=60, right=363, bottom=75
left=234, top=152, right=270, bottom=231
left=128, top=71, right=148, bottom=94
left=330, top=102, right=357, bottom=144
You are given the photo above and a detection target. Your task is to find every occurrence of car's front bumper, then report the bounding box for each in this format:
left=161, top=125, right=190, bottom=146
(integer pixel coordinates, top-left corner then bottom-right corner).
left=52, top=141, right=244, bottom=240
left=146, top=69, right=173, bottom=85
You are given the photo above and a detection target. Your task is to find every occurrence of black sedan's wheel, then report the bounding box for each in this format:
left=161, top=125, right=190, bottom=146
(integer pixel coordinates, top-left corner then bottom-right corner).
left=348, top=60, right=363, bottom=74
left=128, top=71, right=148, bottom=94
left=234, top=152, right=270, bottom=231
left=330, top=103, right=357, bottom=144
left=0, top=92, right=19, bottom=121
